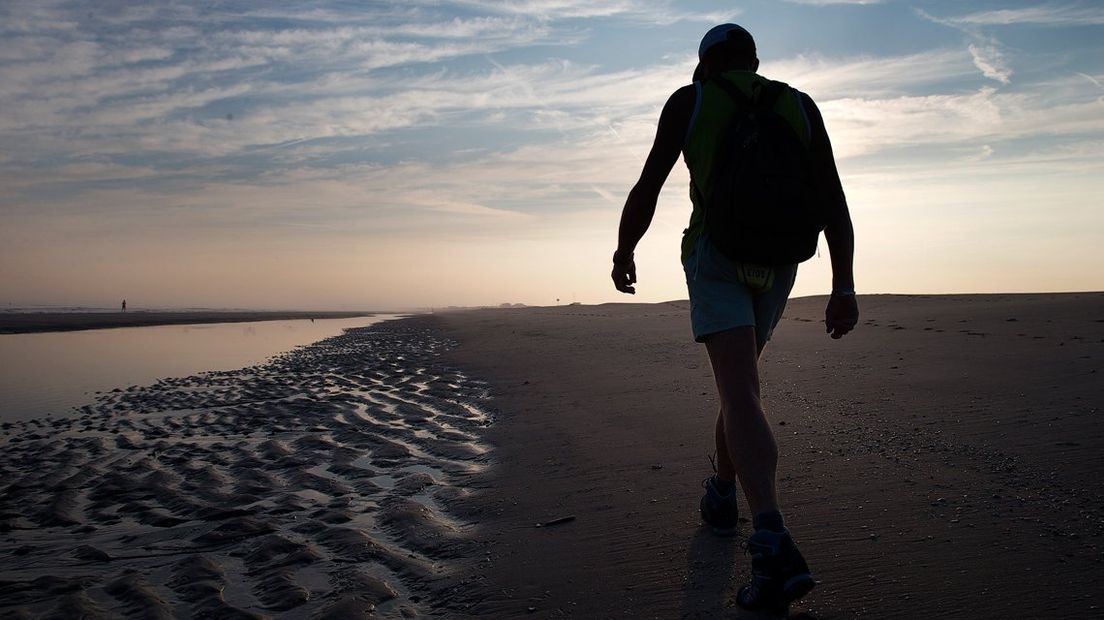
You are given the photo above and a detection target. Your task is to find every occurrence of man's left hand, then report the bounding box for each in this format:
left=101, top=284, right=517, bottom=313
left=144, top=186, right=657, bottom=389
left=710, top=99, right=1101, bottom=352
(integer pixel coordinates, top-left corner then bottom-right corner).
left=825, top=293, right=858, bottom=339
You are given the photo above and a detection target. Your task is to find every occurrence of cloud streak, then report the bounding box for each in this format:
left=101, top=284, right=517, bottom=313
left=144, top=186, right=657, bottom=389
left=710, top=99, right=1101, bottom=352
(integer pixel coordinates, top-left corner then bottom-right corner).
left=784, top=0, right=883, bottom=5
left=968, top=40, right=1012, bottom=84
left=939, top=5, right=1104, bottom=27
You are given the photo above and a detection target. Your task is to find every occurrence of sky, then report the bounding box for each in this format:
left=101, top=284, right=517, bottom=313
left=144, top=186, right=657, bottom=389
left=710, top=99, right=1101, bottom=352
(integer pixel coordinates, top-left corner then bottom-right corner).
left=1, top=0, right=1102, bottom=310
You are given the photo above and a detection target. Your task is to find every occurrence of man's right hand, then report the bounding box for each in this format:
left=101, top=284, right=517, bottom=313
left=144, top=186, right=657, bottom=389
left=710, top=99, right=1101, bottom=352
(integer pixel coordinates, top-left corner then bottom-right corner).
left=825, top=293, right=858, bottom=339
left=611, top=259, right=637, bottom=294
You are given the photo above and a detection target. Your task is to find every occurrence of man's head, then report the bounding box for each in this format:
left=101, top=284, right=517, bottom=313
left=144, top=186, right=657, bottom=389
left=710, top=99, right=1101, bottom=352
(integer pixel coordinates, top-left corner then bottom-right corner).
left=697, top=24, right=758, bottom=77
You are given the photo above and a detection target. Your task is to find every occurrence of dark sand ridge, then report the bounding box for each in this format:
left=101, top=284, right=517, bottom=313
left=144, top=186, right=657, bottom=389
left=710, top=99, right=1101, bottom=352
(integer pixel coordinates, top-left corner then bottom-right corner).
left=0, top=311, right=377, bottom=334
left=423, top=293, right=1103, bottom=618
left=0, top=323, right=493, bottom=618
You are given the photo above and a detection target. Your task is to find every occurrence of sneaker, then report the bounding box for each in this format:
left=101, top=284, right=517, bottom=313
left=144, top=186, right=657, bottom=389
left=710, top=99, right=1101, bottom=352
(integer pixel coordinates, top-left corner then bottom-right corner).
left=736, top=528, right=816, bottom=611
left=699, top=475, right=739, bottom=535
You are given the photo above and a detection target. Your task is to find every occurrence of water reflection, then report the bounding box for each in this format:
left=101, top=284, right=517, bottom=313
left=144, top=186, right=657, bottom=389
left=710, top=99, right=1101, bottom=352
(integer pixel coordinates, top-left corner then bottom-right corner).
left=0, top=316, right=394, bottom=422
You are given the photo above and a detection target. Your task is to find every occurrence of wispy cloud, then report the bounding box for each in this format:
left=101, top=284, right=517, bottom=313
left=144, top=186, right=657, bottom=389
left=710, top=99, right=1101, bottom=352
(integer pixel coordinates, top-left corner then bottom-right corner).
left=785, top=0, right=883, bottom=5
left=914, top=8, right=1023, bottom=85
left=1076, top=72, right=1104, bottom=89
left=439, top=0, right=733, bottom=24
left=823, top=85, right=1104, bottom=160
left=939, top=5, right=1104, bottom=27
left=444, top=0, right=642, bottom=19
left=968, top=40, right=1012, bottom=84
left=768, top=49, right=978, bottom=98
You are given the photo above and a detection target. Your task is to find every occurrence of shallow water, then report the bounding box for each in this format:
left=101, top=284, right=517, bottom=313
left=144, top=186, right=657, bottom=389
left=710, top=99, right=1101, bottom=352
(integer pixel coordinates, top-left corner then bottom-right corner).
left=0, top=315, right=394, bottom=422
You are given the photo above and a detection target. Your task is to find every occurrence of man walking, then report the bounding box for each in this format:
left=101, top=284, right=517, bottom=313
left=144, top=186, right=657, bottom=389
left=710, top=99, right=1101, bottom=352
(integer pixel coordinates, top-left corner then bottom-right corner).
left=611, top=24, right=859, bottom=611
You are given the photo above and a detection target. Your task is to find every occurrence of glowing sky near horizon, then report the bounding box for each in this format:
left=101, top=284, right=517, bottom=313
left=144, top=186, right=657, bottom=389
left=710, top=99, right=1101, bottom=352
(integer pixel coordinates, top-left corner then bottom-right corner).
left=1, top=0, right=1102, bottom=310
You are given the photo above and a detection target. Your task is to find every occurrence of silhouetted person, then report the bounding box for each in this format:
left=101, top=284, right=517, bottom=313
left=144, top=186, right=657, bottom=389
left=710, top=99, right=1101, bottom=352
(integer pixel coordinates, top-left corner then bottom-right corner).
left=121, top=299, right=126, bottom=312
left=612, top=24, right=858, bottom=611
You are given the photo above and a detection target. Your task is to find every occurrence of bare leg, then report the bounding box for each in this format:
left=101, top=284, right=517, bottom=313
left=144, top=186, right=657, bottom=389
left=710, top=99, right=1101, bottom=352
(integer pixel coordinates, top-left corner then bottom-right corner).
left=704, top=326, right=779, bottom=516
left=714, top=410, right=736, bottom=482
left=713, top=339, right=766, bottom=485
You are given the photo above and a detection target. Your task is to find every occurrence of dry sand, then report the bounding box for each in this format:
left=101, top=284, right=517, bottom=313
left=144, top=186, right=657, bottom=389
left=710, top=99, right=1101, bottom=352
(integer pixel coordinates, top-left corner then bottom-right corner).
left=423, top=293, right=1103, bottom=619
left=0, top=311, right=375, bottom=334
left=2, top=293, right=1101, bottom=618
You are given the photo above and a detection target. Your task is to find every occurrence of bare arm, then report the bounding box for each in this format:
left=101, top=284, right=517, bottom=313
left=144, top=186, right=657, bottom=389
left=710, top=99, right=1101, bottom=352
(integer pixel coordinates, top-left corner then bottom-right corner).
left=612, top=85, right=695, bottom=294
left=801, top=92, right=858, bottom=337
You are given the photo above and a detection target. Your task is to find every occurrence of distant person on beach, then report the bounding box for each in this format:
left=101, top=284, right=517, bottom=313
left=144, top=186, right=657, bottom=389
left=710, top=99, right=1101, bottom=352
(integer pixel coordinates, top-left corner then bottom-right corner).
left=121, top=299, right=126, bottom=312
left=611, top=24, right=858, bottom=611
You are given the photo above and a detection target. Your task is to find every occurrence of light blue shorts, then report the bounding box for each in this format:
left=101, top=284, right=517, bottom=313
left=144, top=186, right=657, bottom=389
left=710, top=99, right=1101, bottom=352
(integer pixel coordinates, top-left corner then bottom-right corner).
left=683, top=236, right=797, bottom=347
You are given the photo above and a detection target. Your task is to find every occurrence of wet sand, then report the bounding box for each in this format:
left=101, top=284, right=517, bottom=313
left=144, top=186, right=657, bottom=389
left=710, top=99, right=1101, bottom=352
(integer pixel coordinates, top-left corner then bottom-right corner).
left=0, top=311, right=376, bottom=334
left=0, top=323, right=491, bottom=618
left=424, top=293, right=1103, bottom=619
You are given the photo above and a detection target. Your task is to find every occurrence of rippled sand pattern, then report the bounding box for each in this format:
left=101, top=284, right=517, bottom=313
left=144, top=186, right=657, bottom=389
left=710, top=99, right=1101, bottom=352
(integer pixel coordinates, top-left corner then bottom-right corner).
left=0, top=325, right=491, bottom=618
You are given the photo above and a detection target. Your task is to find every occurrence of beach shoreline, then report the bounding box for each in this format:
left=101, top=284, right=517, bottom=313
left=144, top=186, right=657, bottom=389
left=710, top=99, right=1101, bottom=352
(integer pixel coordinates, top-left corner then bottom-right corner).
left=0, top=310, right=381, bottom=334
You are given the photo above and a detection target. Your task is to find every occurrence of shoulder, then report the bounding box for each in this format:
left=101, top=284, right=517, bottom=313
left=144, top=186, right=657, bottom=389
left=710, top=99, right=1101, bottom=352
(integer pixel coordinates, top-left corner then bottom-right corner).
left=654, top=84, right=697, bottom=141
left=759, top=74, right=811, bottom=105
left=790, top=88, right=822, bottom=117
left=797, top=92, right=829, bottom=140
left=773, top=82, right=825, bottom=126
left=662, top=84, right=697, bottom=118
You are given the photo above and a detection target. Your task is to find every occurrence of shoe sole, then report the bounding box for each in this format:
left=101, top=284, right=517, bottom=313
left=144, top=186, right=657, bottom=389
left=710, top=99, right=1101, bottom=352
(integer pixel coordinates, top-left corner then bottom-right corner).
left=782, top=573, right=816, bottom=603
left=736, top=573, right=815, bottom=612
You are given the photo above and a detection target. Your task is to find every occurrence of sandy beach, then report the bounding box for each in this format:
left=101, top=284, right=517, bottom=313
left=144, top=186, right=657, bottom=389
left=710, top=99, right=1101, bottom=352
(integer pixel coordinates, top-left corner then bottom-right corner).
left=0, top=311, right=377, bottom=334
left=2, top=293, right=1101, bottom=618
left=425, top=293, right=1103, bottom=618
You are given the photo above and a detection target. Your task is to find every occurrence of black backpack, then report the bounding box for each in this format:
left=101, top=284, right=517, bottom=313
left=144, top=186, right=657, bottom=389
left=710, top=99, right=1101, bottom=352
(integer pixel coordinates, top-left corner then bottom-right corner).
left=693, top=78, right=826, bottom=266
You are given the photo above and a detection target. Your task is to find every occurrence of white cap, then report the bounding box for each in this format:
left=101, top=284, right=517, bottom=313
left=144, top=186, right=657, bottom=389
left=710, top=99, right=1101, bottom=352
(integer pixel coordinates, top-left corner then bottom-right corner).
left=698, top=23, right=755, bottom=62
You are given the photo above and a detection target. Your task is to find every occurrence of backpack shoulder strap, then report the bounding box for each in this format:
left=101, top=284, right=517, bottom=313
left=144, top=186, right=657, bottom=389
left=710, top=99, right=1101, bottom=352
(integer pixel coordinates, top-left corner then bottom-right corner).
left=711, top=76, right=752, bottom=109
left=756, top=81, right=785, bottom=111
left=711, top=76, right=785, bottom=111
